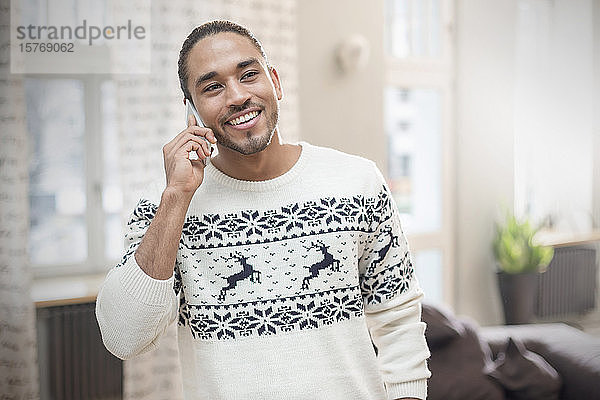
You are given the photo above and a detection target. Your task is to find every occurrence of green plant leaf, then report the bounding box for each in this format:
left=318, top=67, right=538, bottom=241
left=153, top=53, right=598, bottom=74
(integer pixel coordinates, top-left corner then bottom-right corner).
left=492, top=212, right=555, bottom=274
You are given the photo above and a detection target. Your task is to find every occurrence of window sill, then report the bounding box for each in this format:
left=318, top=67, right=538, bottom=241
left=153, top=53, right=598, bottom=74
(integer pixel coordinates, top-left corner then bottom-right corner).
left=535, top=230, right=600, bottom=248
left=31, top=273, right=106, bottom=308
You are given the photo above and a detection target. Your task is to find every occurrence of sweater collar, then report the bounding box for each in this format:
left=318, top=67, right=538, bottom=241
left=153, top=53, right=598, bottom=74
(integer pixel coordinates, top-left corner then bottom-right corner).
left=204, top=141, right=310, bottom=192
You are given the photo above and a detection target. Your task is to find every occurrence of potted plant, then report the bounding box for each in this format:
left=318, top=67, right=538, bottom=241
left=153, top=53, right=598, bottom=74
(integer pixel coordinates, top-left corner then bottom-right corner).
left=492, top=212, right=554, bottom=324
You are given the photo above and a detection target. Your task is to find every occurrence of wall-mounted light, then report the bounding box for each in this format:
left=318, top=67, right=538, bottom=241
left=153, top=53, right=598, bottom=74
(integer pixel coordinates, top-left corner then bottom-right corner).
left=335, top=34, right=370, bottom=74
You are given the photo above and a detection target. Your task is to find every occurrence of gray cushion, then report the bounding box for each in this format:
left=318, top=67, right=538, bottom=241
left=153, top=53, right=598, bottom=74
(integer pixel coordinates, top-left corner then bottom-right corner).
left=423, top=304, right=506, bottom=400
left=485, top=337, right=561, bottom=400
left=481, top=323, right=600, bottom=400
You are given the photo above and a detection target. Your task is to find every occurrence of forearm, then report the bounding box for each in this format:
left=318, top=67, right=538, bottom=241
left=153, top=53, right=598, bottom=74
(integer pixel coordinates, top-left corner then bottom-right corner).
left=135, top=187, right=193, bottom=280
left=97, top=187, right=188, bottom=359
left=96, top=262, right=178, bottom=360
left=367, top=289, right=430, bottom=399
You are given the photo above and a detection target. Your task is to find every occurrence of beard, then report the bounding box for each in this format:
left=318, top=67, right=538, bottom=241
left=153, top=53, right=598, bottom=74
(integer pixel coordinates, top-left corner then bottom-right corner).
left=212, top=101, right=280, bottom=156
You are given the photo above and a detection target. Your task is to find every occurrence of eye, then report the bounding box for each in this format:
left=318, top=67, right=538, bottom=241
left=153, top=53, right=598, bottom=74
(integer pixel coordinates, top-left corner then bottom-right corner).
left=204, top=83, right=221, bottom=92
left=242, top=71, right=258, bottom=80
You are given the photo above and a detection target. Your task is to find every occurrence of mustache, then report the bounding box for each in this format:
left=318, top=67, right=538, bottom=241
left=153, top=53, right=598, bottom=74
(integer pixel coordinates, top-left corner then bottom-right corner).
left=221, top=100, right=262, bottom=123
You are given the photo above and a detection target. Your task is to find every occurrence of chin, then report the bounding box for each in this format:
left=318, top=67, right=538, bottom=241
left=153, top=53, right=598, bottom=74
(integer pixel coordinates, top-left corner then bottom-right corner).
left=219, top=130, right=274, bottom=155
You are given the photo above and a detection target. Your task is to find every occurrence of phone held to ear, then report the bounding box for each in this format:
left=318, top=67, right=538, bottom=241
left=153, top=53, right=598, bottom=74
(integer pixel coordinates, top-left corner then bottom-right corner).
left=185, top=99, right=213, bottom=161
left=186, top=99, right=204, bottom=128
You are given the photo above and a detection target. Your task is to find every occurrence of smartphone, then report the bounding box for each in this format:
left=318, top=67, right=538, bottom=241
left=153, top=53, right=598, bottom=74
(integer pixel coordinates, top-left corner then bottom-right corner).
left=185, top=99, right=213, bottom=161
left=185, top=99, right=204, bottom=128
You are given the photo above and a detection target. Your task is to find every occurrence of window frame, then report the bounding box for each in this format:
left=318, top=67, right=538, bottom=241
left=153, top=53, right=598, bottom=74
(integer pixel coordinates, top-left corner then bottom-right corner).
left=384, top=0, right=456, bottom=307
left=26, top=73, right=118, bottom=279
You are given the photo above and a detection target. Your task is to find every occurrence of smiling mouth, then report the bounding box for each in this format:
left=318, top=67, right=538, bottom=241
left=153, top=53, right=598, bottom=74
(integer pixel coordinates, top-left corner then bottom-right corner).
left=225, top=110, right=261, bottom=126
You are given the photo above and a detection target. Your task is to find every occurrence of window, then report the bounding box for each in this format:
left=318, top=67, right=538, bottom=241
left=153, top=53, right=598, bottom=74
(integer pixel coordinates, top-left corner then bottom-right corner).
left=25, top=76, right=122, bottom=276
left=385, top=0, right=443, bottom=59
left=17, top=0, right=125, bottom=277
left=26, top=79, right=87, bottom=266
left=385, top=86, right=442, bottom=231
left=384, top=0, right=454, bottom=306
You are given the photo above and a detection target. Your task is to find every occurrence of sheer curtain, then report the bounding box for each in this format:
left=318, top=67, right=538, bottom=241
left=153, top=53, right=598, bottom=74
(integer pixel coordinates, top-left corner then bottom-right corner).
left=114, top=1, right=299, bottom=398
left=0, top=0, right=40, bottom=398
left=513, top=0, right=595, bottom=230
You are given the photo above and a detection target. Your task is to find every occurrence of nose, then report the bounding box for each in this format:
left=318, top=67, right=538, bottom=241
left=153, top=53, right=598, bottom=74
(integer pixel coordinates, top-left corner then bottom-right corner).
left=225, top=80, right=251, bottom=107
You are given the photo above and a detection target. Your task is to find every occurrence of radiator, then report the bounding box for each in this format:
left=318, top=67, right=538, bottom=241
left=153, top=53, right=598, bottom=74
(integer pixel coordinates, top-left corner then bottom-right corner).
left=36, top=301, right=122, bottom=400
left=535, top=245, right=598, bottom=318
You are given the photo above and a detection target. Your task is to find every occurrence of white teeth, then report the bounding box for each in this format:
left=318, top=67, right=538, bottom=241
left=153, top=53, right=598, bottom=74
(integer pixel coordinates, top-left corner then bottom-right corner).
left=229, top=111, right=259, bottom=126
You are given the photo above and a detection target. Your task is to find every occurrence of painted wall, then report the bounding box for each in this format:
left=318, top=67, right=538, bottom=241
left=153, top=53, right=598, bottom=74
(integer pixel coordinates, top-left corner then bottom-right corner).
left=296, top=0, right=386, bottom=168
left=454, top=0, right=517, bottom=324
left=594, top=0, right=600, bottom=229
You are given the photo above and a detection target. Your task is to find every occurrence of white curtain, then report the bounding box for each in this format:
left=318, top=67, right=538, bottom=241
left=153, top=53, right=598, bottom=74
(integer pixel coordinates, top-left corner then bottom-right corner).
left=115, top=1, right=299, bottom=398
left=513, top=0, right=595, bottom=230
left=0, top=1, right=40, bottom=398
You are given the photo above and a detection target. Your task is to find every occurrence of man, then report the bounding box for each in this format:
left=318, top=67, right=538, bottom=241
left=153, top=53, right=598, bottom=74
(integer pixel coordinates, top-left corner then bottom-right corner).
left=96, top=20, right=431, bottom=400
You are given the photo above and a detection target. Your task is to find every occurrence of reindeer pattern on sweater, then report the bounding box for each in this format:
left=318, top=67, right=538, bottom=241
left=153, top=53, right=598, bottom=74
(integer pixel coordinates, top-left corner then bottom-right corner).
left=101, top=142, right=430, bottom=400
left=119, top=182, right=414, bottom=342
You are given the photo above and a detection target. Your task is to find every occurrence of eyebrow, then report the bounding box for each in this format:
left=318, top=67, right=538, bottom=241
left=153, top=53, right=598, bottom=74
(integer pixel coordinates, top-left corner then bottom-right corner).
left=194, top=57, right=260, bottom=89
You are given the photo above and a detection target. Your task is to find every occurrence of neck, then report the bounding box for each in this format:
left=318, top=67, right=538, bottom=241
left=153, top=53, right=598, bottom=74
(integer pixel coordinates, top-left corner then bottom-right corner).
left=211, top=130, right=301, bottom=181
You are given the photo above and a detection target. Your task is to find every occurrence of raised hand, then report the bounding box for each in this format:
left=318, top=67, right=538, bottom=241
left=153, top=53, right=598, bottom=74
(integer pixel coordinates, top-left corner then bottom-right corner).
left=162, top=109, right=217, bottom=196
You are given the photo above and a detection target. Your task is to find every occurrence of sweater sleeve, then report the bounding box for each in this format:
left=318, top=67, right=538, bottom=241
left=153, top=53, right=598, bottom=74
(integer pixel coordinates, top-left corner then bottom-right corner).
left=95, top=199, right=180, bottom=360
left=358, top=165, right=431, bottom=400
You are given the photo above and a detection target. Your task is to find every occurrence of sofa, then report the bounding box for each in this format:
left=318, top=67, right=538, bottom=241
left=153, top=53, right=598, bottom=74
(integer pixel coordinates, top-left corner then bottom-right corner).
left=422, top=303, right=600, bottom=400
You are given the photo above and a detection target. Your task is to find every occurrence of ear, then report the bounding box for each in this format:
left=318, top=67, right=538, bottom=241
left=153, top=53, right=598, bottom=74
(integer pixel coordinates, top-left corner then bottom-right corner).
left=269, top=66, right=284, bottom=101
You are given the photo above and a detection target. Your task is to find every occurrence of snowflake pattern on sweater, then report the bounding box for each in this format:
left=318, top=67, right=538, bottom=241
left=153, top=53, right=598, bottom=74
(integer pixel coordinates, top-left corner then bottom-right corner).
left=116, top=184, right=415, bottom=342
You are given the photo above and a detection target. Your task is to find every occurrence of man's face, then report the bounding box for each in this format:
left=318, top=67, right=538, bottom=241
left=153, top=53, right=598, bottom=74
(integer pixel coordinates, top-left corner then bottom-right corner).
left=185, top=32, right=283, bottom=156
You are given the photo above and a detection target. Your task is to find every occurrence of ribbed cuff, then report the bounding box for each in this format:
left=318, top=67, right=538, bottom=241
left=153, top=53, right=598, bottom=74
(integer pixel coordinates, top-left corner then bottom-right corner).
left=119, top=255, right=175, bottom=306
left=385, top=379, right=428, bottom=400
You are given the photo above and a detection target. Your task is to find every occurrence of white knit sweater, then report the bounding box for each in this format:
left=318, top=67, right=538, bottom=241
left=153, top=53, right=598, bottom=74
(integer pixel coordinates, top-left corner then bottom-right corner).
left=96, top=141, right=431, bottom=400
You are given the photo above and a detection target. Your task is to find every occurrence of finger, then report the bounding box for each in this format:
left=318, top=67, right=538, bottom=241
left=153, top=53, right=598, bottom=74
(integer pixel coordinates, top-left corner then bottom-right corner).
left=188, top=126, right=217, bottom=144
left=184, top=131, right=213, bottom=155
left=187, top=103, right=196, bottom=128
left=164, top=126, right=216, bottom=158
left=164, top=128, right=193, bottom=155
left=186, top=140, right=209, bottom=159
left=172, top=128, right=215, bottom=150
left=177, top=140, right=208, bottom=163
left=174, top=124, right=217, bottom=145
left=199, top=137, right=211, bottom=157
left=187, top=140, right=210, bottom=162
left=170, top=133, right=211, bottom=158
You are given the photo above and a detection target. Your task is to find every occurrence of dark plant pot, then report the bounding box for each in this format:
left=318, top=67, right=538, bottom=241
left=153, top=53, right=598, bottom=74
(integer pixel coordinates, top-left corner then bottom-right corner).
left=497, top=271, right=538, bottom=325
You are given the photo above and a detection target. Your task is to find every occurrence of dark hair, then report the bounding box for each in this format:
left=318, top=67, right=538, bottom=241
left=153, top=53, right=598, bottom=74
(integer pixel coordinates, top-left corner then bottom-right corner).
left=177, top=20, right=268, bottom=104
